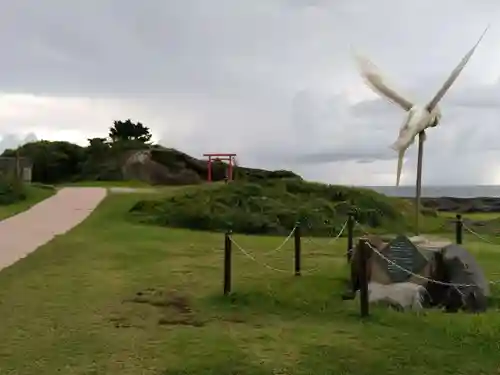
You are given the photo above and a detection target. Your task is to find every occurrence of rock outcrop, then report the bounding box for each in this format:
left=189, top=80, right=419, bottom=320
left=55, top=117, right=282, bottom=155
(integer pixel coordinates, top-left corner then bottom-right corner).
left=120, top=147, right=300, bottom=185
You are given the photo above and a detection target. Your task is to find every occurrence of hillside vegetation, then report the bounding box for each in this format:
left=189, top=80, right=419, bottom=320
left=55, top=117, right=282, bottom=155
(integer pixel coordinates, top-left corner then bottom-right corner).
left=2, top=119, right=298, bottom=185
left=129, top=178, right=425, bottom=235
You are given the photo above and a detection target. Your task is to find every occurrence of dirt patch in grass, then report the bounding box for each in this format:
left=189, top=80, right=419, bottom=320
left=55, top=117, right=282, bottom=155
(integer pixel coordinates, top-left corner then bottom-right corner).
left=109, top=316, right=135, bottom=329
left=125, top=288, right=206, bottom=327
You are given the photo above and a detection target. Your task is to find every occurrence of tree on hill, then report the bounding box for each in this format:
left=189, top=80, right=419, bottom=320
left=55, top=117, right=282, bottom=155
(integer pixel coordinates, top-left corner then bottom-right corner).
left=109, top=119, right=152, bottom=144
left=80, top=137, right=120, bottom=181
left=87, top=137, right=110, bottom=156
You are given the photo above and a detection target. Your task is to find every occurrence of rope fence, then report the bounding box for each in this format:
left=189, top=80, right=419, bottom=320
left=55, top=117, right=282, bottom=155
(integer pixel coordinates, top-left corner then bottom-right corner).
left=219, top=210, right=500, bottom=318
left=303, top=220, right=348, bottom=248
left=222, top=216, right=353, bottom=294
left=229, top=236, right=290, bottom=274
left=462, top=222, right=500, bottom=245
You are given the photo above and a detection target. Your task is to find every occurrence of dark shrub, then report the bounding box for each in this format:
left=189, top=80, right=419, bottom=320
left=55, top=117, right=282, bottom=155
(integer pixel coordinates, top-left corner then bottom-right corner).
left=0, top=175, right=27, bottom=205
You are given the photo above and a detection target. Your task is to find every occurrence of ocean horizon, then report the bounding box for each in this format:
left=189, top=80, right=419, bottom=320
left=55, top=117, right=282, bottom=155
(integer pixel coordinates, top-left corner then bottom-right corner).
left=363, top=185, right=500, bottom=198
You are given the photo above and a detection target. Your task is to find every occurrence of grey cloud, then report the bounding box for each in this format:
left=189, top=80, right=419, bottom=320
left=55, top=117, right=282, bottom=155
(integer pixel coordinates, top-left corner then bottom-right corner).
left=293, top=149, right=395, bottom=164
left=0, top=0, right=493, bottom=96
left=0, top=0, right=499, bottom=185
left=0, top=133, right=38, bottom=153
left=446, top=83, right=500, bottom=108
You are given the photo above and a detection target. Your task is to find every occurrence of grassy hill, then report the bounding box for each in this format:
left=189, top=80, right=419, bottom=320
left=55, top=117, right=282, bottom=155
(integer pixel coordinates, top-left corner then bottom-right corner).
left=128, top=178, right=439, bottom=235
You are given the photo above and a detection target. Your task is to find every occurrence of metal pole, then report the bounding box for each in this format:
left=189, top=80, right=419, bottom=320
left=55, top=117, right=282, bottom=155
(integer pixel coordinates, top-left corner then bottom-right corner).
left=347, top=209, right=355, bottom=262
left=415, top=131, right=425, bottom=235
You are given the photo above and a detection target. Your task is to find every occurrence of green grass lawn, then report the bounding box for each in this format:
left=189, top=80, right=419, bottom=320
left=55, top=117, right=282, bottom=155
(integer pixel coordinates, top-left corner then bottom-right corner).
left=440, top=211, right=500, bottom=221
left=1, top=192, right=500, bottom=374
left=0, top=184, right=55, bottom=220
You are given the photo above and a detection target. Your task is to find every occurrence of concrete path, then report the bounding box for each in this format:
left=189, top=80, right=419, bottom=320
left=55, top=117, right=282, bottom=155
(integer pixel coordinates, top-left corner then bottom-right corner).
left=0, top=187, right=107, bottom=272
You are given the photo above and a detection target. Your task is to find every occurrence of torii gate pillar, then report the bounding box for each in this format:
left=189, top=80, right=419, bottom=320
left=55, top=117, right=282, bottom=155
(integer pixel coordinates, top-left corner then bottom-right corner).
left=203, top=153, right=237, bottom=182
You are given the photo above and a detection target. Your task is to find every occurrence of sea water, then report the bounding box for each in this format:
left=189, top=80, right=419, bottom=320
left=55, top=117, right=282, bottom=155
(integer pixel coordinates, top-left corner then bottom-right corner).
left=365, top=185, right=500, bottom=198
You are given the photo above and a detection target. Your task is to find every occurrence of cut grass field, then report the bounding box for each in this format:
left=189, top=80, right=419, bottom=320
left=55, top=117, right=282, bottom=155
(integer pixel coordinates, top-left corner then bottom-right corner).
left=0, top=184, right=55, bottom=220
left=1, top=192, right=500, bottom=374
left=440, top=211, right=500, bottom=221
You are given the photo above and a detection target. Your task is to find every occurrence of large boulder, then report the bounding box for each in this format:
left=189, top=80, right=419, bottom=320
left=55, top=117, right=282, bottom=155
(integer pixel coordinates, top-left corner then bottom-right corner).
left=121, top=150, right=202, bottom=185
left=426, top=244, right=489, bottom=313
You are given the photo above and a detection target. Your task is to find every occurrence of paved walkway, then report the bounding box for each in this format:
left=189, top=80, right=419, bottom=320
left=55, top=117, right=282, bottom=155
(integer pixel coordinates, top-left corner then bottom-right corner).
left=0, top=187, right=107, bottom=272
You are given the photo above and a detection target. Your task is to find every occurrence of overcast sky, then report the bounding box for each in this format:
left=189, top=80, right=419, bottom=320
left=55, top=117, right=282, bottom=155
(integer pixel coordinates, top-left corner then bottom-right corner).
left=0, top=0, right=499, bottom=186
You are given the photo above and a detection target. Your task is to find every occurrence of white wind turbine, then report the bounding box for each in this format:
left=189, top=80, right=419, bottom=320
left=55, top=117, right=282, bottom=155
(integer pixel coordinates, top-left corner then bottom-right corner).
left=354, top=26, right=489, bottom=234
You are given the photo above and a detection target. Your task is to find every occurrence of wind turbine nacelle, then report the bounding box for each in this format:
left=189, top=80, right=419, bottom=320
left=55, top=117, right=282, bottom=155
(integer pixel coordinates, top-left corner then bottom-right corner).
left=428, top=108, right=441, bottom=128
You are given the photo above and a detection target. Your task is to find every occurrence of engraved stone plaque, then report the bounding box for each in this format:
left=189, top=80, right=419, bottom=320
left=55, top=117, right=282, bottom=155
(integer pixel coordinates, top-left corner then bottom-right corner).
left=377, top=235, right=428, bottom=283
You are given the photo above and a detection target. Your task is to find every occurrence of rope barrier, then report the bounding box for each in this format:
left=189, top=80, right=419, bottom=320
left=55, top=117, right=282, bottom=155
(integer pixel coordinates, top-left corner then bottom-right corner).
left=229, top=235, right=327, bottom=275
left=228, top=225, right=297, bottom=256
left=229, top=236, right=290, bottom=273
left=221, top=214, right=500, bottom=283
left=303, top=220, right=348, bottom=248
left=230, top=218, right=347, bottom=259
left=462, top=223, right=500, bottom=245
left=264, top=225, right=297, bottom=254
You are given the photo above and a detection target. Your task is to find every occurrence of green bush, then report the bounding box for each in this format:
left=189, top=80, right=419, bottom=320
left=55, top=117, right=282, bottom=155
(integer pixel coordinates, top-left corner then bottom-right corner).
left=128, top=179, right=415, bottom=236
left=0, top=175, right=27, bottom=205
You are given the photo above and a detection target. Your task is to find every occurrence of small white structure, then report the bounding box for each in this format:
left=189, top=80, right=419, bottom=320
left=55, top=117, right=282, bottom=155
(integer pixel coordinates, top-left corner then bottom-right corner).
left=0, top=156, right=33, bottom=183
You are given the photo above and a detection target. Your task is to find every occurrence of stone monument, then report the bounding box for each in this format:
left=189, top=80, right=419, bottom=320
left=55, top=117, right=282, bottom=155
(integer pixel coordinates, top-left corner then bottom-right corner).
left=345, top=234, right=489, bottom=313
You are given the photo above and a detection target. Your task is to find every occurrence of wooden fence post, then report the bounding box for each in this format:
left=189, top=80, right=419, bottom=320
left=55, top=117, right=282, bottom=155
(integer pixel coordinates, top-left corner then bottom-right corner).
left=347, top=209, right=355, bottom=261
left=455, top=214, right=463, bottom=245
left=358, top=239, right=370, bottom=318
left=224, top=229, right=232, bottom=295
left=294, top=222, right=301, bottom=276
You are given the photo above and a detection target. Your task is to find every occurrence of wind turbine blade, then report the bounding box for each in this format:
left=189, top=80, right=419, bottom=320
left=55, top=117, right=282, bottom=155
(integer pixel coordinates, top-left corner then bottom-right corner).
left=396, top=149, right=405, bottom=187
left=354, top=53, right=415, bottom=111
left=426, top=25, right=489, bottom=112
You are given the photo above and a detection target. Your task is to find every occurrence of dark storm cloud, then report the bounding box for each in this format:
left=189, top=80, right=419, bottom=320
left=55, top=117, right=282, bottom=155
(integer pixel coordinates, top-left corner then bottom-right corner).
left=0, top=0, right=499, bottom=185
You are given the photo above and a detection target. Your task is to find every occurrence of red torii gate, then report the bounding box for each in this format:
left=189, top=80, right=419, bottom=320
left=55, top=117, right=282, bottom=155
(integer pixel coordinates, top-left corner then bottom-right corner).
left=203, top=153, right=236, bottom=182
